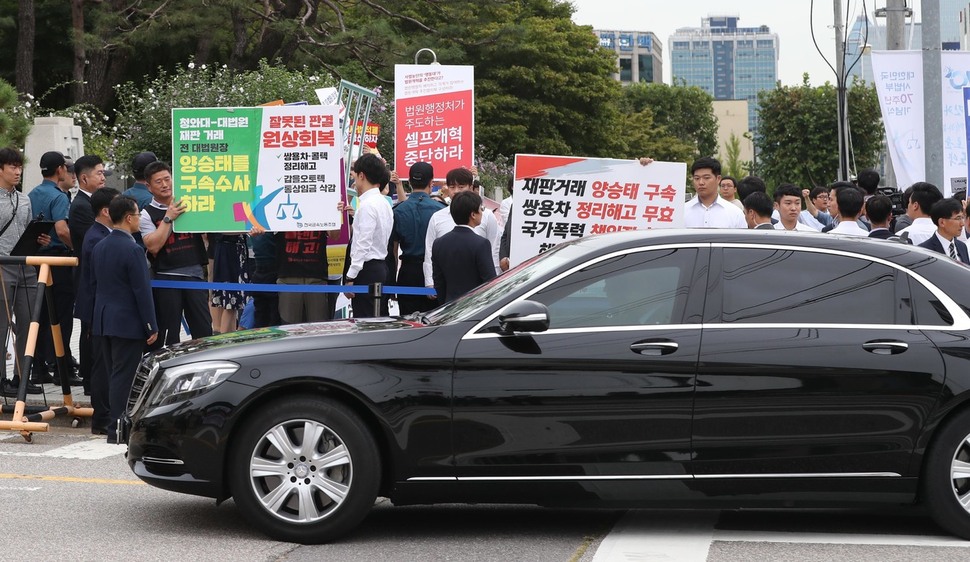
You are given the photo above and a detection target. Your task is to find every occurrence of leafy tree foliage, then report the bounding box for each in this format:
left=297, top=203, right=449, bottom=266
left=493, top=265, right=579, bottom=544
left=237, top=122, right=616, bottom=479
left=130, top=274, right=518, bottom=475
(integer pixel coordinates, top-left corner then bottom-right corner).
left=756, top=76, right=883, bottom=191
left=110, top=61, right=334, bottom=171
left=720, top=133, right=746, bottom=178
left=0, top=78, right=30, bottom=148
left=619, top=83, right=719, bottom=160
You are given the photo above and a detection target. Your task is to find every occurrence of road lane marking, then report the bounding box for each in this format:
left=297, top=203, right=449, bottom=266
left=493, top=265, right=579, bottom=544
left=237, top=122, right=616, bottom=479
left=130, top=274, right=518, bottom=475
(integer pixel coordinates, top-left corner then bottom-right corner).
left=0, top=439, right=124, bottom=460
left=0, top=485, right=41, bottom=491
left=592, top=511, right=970, bottom=560
left=0, top=473, right=144, bottom=486
left=592, top=511, right=717, bottom=562
left=716, top=530, right=970, bottom=548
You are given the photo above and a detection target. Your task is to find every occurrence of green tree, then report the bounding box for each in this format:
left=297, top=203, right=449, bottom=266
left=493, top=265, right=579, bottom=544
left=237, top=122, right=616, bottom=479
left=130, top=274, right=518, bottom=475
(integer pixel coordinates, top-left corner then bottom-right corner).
left=616, top=108, right=694, bottom=164
left=756, top=76, right=883, bottom=190
left=720, top=133, right=745, bottom=178
left=0, top=78, right=30, bottom=148
left=110, top=61, right=335, bottom=171
left=619, top=82, right=718, bottom=160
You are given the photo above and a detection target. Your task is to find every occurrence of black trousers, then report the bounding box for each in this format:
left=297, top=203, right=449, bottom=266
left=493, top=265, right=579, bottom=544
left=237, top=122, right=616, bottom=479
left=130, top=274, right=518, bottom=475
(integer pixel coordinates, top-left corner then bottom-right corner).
left=351, top=260, right=389, bottom=318
left=34, top=261, right=75, bottom=377
left=89, top=332, right=110, bottom=431
left=152, top=273, right=212, bottom=347
left=396, top=260, right=435, bottom=315
left=102, top=335, right=144, bottom=441
left=251, top=265, right=281, bottom=328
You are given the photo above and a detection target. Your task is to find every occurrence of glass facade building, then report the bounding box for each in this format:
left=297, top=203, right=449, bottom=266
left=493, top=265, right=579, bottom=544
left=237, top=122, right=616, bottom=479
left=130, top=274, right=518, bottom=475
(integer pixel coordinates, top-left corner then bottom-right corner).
left=670, top=16, right=779, bottom=133
left=594, top=30, right=663, bottom=85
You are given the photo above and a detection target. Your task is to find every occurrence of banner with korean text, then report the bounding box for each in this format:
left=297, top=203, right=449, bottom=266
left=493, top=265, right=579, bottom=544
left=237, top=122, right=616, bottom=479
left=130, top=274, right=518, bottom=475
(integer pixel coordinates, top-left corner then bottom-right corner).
left=509, top=155, right=687, bottom=267
left=172, top=105, right=343, bottom=233
left=394, top=64, right=473, bottom=180
left=870, top=51, right=924, bottom=191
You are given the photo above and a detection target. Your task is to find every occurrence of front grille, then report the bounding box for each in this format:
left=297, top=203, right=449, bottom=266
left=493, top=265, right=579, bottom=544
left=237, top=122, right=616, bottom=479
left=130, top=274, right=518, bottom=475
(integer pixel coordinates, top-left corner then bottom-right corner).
left=127, top=357, right=158, bottom=415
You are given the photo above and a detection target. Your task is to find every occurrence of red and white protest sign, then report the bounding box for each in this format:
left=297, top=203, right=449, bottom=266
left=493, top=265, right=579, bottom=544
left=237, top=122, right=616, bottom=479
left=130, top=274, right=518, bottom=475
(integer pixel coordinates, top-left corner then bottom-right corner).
left=509, top=155, right=687, bottom=267
left=394, top=64, right=474, bottom=180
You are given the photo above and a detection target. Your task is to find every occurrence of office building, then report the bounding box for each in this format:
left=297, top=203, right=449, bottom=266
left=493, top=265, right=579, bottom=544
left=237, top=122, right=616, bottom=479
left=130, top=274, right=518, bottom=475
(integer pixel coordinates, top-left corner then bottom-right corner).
left=669, top=15, right=779, bottom=132
left=594, top=30, right=663, bottom=85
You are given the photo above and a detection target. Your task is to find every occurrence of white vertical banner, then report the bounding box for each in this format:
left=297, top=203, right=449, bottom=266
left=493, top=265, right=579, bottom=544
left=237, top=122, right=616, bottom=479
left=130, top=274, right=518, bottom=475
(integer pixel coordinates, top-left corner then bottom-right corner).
left=940, top=52, right=970, bottom=194
left=871, top=51, right=924, bottom=190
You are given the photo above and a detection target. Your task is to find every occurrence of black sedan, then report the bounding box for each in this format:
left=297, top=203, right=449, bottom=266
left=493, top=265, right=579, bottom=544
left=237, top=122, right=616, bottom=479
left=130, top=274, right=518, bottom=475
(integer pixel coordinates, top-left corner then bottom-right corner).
left=124, top=229, right=970, bottom=544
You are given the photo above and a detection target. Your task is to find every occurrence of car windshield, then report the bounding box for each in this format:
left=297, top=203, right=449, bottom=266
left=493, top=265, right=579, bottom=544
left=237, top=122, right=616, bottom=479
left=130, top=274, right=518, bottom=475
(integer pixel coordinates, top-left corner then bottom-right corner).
left=422, top=241, right=584, bottom=326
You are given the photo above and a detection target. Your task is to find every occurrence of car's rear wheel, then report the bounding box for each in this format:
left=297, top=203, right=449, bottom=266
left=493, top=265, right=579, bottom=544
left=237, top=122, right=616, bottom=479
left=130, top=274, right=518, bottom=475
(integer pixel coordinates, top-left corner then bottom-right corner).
left=924, top=408, right=970, bottom=539
left=228, top=397, right=379, bottom=543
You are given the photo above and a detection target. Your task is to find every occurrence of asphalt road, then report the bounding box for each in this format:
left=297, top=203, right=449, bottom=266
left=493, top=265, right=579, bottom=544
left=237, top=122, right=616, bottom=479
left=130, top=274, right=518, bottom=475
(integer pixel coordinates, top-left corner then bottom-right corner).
left=2, top=428, right=970, bottom=562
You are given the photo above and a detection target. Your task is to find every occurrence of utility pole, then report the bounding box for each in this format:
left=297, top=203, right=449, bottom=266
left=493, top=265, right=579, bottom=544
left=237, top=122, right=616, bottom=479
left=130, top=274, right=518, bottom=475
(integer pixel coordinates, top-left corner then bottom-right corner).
left=883, top=0, right=907, bottom=188
left=886, top=0, right=905, bottom=50
left=924, top=0, right=944, bottom=189
left=834, top=0, right=850, bottom=182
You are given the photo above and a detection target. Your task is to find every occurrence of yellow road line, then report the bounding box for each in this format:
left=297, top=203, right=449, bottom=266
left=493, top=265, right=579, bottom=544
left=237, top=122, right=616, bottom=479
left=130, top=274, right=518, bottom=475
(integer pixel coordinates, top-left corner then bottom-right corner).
left=0, top=473, right=145, bottom=486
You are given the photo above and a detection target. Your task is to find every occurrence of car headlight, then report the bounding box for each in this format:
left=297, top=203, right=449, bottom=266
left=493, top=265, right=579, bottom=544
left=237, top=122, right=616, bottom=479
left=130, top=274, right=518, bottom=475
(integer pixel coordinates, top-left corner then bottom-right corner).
left=145, top=361, right=239, bottom=408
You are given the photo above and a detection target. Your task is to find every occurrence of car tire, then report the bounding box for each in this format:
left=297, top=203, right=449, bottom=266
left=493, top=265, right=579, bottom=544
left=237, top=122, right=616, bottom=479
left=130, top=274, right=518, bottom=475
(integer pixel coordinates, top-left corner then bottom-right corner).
left=923, top=408, right=970, bottom=539
left=228, top=397, right=380, bottom=544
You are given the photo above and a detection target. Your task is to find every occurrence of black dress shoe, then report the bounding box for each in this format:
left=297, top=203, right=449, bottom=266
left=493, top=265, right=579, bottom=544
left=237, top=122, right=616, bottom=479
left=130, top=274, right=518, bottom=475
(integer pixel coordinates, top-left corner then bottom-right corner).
left=0, top=379, right=18, bottom=397
left=2, top=379, right=43, bottom=395
left=92, top=427, right=109, bottom=435
left=30, top=372, right=53, bottom=384
left=53, top=375, right=84, bottom=386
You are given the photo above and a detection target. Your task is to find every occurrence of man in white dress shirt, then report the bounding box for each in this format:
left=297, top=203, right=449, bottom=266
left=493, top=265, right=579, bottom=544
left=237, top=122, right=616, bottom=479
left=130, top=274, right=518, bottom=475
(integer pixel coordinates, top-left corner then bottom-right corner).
left=828, top=185, right=869, bottom=237
left=683, top=157, right=746, bottom=229
left=423, top=167, right=501, bottom=302
left=773, top=184, right=816, bottom=231
left=896, top=182, right=944, bottom=245
left=344, top=153, right=393, bottom=318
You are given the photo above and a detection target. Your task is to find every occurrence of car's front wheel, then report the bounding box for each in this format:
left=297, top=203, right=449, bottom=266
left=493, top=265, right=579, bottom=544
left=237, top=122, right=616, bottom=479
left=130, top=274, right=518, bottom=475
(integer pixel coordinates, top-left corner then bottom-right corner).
left=924, top=408, right=970, bottom=539
left=228, top=397, right=379, bottom=543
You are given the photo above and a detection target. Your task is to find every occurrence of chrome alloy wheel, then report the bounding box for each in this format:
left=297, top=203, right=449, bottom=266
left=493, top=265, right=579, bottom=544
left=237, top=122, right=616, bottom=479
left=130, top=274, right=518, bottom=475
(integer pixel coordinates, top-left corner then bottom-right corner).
left=248, top=419, right=353, bottom=524
left=950, top=434, right=970, bottom=514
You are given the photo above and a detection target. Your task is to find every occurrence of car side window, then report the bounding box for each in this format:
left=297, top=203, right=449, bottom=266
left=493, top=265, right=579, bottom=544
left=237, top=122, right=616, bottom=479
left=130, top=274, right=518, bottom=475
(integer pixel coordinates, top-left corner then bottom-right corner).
left=527, top=248, right=697, bottom=328
left=721, top=249, right=895, bottom=324
left=907, top=275, right=954, bottom=326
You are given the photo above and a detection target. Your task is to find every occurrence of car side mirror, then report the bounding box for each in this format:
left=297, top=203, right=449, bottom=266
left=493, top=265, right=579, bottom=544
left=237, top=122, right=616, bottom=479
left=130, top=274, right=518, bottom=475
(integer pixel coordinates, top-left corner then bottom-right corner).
left=497, top=301, right=550, bottom=334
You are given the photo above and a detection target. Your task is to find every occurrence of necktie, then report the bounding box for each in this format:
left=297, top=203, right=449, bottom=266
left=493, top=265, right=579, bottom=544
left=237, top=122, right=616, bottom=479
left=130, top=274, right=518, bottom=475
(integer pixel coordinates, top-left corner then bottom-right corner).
left=949, top=241, right=958, bottom=261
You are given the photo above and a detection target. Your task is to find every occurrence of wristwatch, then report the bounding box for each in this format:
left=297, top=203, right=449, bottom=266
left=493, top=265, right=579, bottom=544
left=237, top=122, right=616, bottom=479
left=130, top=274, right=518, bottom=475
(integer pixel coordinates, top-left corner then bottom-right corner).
left=162, top=216, right=173, bottom=224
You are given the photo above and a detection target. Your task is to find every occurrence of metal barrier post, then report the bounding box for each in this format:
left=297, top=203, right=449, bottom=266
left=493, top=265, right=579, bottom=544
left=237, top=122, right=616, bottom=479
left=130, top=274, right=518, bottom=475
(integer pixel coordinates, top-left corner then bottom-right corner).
left=369, top=282, right=383, bottom=317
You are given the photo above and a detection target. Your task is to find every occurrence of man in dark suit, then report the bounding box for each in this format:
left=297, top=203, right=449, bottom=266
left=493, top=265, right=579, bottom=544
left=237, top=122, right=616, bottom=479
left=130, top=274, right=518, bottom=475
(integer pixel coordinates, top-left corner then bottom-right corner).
left=866, top=195, right=895, bottom=239
left=92, top=196, right=158, bottom=443
left=742, top=192, right=775, bottom=229
left=431, top=191, right=496, bottom=304
left=917, top=198, right=970, bottom=264
left=75, top=188, right=119, bottom=434
left=69, top=155, right=108, bottom=391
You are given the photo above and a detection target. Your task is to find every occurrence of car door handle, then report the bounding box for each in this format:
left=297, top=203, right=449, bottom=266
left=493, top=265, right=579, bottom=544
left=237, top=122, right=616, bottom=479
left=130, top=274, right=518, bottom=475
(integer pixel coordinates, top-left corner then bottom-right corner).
left=630, top=341, right=679, bottom=356
left=862, top=340, right=909, bottom=355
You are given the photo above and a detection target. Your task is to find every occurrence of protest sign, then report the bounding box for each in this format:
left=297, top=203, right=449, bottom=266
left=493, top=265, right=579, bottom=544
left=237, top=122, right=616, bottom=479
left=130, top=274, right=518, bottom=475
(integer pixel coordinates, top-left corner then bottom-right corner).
left=172, top=105, right=343, bottom=233
left=394, top=64, right=474, bottom=179
left=509, top=155, right=686, bottom=267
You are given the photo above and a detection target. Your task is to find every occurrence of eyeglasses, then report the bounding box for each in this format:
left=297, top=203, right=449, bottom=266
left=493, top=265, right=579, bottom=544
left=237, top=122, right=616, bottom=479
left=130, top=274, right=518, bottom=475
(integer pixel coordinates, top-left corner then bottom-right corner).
left=948, top=215, right=967, bottom=221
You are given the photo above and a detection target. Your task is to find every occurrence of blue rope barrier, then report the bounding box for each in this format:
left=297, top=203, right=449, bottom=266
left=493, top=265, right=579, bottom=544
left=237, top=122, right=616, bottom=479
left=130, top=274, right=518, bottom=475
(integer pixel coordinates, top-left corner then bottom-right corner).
left=150, top=279, right=436, bottom=296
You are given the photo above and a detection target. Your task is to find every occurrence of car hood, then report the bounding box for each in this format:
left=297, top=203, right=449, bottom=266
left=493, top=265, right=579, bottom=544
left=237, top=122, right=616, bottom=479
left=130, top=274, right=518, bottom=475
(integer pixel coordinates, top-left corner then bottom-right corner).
left=152, top=317, right=433, bottom=365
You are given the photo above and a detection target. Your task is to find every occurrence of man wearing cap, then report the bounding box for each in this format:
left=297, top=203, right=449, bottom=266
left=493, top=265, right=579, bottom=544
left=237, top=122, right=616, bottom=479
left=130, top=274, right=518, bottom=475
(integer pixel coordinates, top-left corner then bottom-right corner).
left=123, top=151, right=157, bottom=211
left=58, top=156, right=76, bottom=196
left=391, top=161, right=444, bottom=315
left=28, top=151, right=80, bottom=387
